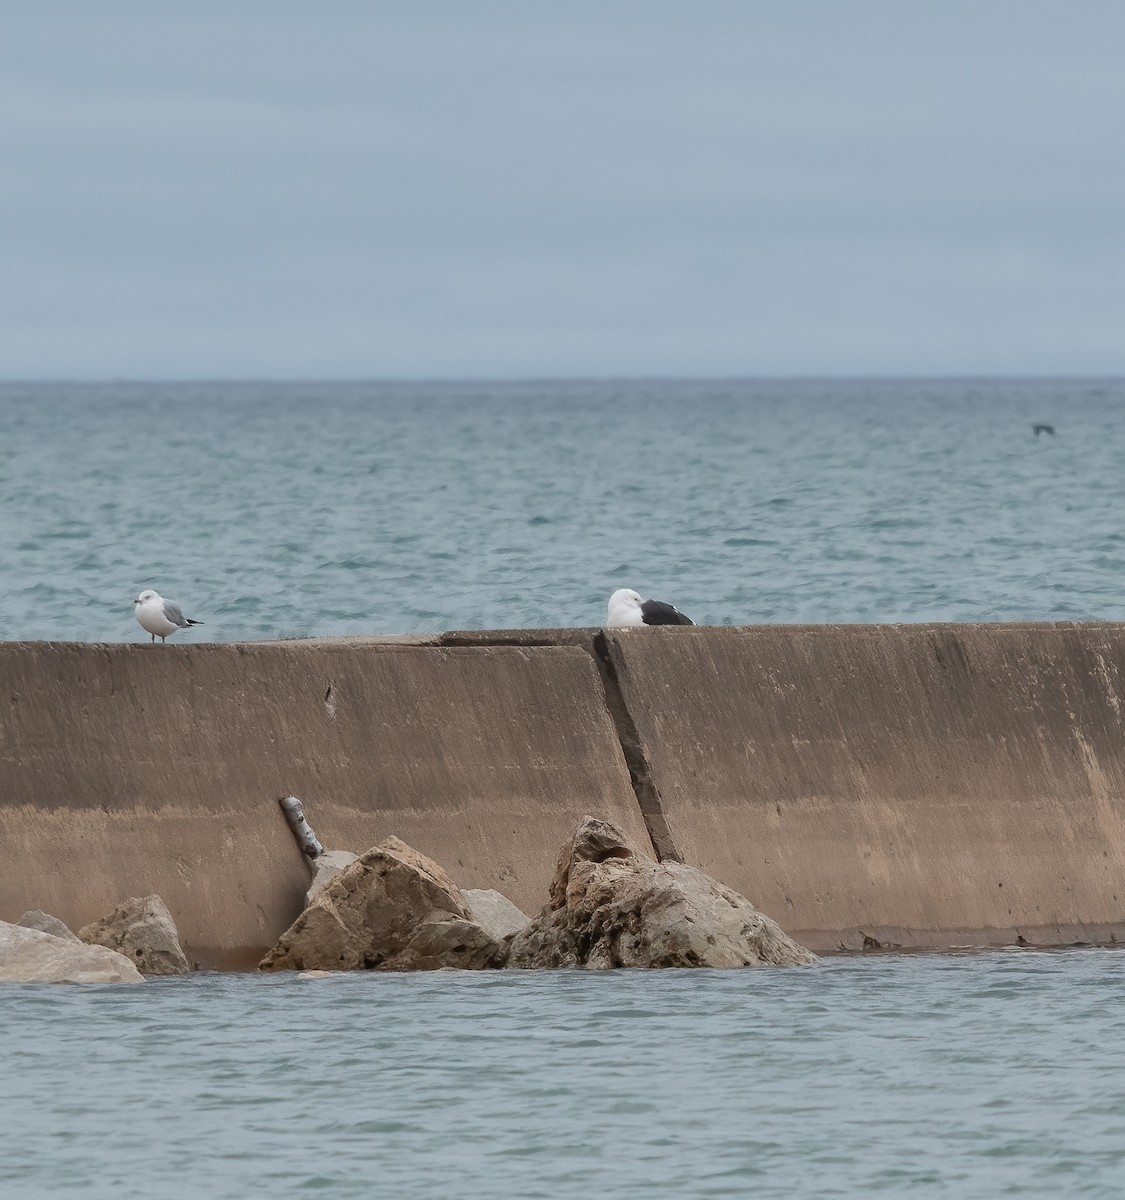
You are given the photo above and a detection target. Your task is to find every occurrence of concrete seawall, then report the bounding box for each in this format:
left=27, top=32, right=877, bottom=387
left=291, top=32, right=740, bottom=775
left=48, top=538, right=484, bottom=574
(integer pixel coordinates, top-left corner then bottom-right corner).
left=3, top=623, right=1125, bottom=963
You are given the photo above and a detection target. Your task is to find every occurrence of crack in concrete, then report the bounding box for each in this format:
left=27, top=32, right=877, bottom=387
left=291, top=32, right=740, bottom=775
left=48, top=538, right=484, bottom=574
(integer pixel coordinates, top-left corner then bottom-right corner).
left=590, top=632, right=681, bottom=864
left=438, top=628, right=680, bottom=863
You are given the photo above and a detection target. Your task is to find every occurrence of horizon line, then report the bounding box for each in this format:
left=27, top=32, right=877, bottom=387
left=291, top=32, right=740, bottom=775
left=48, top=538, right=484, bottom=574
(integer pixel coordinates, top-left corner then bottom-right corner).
left=2, top=372, right=1124, bottom=386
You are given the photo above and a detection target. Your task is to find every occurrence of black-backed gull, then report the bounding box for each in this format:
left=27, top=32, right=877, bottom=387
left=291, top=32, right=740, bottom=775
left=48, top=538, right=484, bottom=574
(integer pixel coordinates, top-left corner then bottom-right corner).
left=607, top=588, right=694, bottom=627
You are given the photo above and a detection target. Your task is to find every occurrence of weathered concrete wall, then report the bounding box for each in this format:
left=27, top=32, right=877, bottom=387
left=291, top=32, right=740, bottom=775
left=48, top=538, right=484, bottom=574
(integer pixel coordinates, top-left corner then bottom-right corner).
left=0, top=641, right=649, bottom=967
left=4, top=623, right=1125, bottom=964
left=602, top=623, right=1125, bottom=950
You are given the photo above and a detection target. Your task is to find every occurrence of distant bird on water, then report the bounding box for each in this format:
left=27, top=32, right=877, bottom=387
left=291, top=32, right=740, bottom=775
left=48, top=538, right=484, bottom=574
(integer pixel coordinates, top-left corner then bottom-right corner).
left=1033, top=423, right=1056, bottom=436
left=133, top=589, right=204, bottom=643
left=607, top=588, right=694, bottom=627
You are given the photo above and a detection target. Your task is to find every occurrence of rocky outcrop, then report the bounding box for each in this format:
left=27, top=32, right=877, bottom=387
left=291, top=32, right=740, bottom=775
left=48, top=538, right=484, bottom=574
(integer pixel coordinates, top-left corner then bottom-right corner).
left=79, top=895, right=192, bottom=976
left=18, top=911, right=81, bottom=943
left=0, top=921, right=144, bottom=984
left=463, top=889, right=530, bottom=940
left=507, top=817, right=817, bottom=969
left=260, top=836, right=505, bottom=972
left=306, top=850, right=359, bottom=902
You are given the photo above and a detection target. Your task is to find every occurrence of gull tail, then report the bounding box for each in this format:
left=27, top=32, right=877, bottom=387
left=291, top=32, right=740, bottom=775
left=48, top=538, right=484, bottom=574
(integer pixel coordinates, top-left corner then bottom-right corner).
left=186, top=619, right=204, bottom=626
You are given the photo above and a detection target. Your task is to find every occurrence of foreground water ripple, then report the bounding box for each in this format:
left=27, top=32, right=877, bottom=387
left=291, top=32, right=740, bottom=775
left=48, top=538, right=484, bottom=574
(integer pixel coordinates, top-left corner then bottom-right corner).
left=2, top=952, right=1125, bottom=1198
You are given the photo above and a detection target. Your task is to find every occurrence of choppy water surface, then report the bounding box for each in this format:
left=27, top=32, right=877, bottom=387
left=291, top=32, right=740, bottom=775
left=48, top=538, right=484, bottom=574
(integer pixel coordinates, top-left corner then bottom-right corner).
left=4, top=952, right=1125, bottom=1199
left=1, top=378, right=1123, bottom=640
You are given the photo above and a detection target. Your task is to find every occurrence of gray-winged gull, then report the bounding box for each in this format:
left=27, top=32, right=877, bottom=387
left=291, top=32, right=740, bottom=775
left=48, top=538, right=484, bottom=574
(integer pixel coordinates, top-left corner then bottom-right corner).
left=133, top=589, right=204, bottom=643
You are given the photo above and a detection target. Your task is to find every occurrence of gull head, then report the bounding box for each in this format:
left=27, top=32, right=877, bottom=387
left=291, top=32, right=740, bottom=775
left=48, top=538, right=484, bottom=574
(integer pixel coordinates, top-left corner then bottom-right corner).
left=134, top=589, right=159, bottom=606
left=607, top=588, right=644, bottom=626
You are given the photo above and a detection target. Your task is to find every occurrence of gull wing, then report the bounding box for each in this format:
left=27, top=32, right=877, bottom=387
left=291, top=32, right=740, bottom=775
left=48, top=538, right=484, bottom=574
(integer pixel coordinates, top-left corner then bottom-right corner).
left=640, top=599, right=694, bottom=626
left=162, top=600, right=190, bottom=628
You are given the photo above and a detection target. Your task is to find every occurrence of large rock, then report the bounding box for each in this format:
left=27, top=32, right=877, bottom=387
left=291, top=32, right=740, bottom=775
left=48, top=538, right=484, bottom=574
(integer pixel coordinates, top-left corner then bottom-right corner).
left=79, top=895, right=192, bottom=976
left=260, top=835, right=505, bottom=972
left=18, top=911, right=81, bottom=943
left=0, top=921, right=144, bottom=984
left=463, top=889, right=530, bottom=940
left=507, top=817, right=818, bottom=969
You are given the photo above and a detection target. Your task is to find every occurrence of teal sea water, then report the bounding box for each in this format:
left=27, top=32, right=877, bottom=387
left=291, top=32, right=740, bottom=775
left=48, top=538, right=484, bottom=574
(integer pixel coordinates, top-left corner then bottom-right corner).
left=4, top=952, right=1125, bottom=1199
left=5, top=379, right=1125, bottom=1197
left=1, top=378, right=1123, bottom=640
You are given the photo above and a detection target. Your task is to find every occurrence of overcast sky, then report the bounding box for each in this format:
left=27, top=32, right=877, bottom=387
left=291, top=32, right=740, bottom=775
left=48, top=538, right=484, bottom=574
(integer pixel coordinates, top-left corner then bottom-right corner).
left=3, top=2, right=1124, bottom=378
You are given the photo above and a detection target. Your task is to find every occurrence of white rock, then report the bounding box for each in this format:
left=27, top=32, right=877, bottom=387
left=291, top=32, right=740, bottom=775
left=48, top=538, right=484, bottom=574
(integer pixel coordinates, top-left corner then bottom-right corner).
left=0, top=921, right=144, bottom=984
left=462, top=889, right=530, bottom=940
left=18, top=911, right=81, bottom=943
